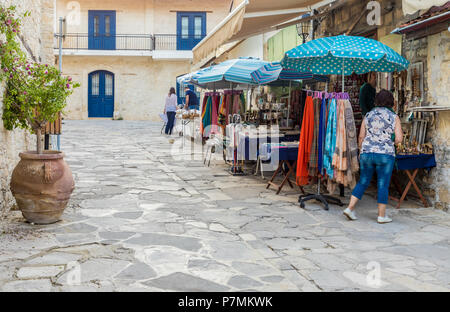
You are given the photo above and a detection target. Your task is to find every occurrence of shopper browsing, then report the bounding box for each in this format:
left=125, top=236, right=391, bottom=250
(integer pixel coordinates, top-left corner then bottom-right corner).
left=164, top=87, right=178, bottom=135
left=184, top=87, right=199, bottom=111
left=344, top=90, right=403, bottom=224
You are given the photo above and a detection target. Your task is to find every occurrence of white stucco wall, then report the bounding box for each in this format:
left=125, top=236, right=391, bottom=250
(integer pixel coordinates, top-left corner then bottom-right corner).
left=56, top=0, right=230, bottom=35
left=61, top=56, right=191, bottom=121
left=55, top=0, right=230, bottom=121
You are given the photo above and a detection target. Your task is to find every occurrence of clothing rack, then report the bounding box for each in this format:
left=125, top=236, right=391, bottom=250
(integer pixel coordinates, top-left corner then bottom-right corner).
left=205, top=92, right=221, bottom=97
left=223, top=90, right=244, bottom=95
left=298, top=87, right=345, bottom=211
left=303, top=90, right=350, bottom=100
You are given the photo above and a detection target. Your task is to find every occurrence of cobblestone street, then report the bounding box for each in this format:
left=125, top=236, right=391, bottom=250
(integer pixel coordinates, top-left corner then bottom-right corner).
left=0, top=120, right=449, bottom=292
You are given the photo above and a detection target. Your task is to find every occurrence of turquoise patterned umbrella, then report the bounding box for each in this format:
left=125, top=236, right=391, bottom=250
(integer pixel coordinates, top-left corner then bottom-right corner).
left=281, top=35, right=410, bottom=76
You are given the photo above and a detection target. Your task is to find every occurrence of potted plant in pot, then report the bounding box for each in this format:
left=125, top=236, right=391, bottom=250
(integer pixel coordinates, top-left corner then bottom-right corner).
left=1, top=5, right=80, bottom=224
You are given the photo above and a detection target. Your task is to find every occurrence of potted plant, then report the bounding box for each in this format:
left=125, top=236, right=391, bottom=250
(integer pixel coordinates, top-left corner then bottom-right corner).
left=1, top=5, right=80, bottom=224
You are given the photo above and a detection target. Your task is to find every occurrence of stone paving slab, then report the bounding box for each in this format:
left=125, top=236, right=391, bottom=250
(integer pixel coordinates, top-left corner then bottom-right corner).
left=0, top=120, right=449, bottom=292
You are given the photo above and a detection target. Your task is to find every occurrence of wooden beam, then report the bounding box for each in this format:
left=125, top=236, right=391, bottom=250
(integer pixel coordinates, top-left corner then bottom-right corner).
left=345, top=8, right=367, bottom=35
left=405, top=21, right=450, bottom=40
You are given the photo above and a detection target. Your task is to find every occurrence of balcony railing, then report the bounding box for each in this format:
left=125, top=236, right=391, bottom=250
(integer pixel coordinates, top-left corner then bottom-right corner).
left=54, top=34, right=204, bottom=51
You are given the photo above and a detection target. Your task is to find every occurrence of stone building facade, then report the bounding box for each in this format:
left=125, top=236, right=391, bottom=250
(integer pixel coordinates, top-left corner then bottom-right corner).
left=56, top=0, right=230, bottom=121
left=0, top=0, right=55, bottom=215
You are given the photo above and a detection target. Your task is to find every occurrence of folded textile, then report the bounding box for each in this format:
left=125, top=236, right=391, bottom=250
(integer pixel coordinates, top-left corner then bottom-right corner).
left=324, top=98, right=337, bottom=180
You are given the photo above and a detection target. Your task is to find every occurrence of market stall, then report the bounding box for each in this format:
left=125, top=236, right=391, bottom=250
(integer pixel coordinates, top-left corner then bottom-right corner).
left=181, top=57, right=283, bottom=174
left=281, top=35, right=415, bottom=210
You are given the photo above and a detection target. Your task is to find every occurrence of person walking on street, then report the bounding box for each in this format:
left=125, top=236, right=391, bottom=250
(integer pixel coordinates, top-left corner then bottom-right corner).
left=164, top=87, right=178, bottom=135
left=344, top=90, right=403, bottom=224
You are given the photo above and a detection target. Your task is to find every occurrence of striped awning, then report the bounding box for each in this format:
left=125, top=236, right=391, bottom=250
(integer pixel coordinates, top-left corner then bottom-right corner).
left=192, top=57, right=282, bottom=89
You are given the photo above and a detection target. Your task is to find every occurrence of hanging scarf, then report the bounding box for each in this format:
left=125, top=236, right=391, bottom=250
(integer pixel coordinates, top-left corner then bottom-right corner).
left=296, top=96, right=315, bottom=186
left=308, top=98, right=320, bottom=177
left=318, top=97, right=327, bottom=175
left=200, top=95, right=208, bottom=135
left=232, top=93, right=240, bottom=115
left=324, top=98, right=337, bottom=180
left=332, top=100, right=348, bottom=186
left=225, top=93, right=232, bottom=123
left=211, top=95, right=220, bottom=134
left=219, top=96, right=225, bottom=115
left=240, top=93, right=246, bottom=115
left=344, top=99, right=359, bottom=188
left=202, top=96, right=212, bottom=137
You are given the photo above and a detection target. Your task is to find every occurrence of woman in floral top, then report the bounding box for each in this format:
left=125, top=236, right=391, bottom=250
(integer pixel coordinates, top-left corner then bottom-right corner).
left=343, top=90, right=404, bottom=224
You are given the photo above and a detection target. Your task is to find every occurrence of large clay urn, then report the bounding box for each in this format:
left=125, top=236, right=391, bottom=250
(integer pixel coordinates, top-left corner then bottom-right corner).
left=10, top=151, right=75, bottom=225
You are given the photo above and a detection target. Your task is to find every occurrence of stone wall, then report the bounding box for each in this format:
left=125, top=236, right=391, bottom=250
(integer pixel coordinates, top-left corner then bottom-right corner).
left=425, top=31, right=450, bottom=211
left=0, top=0, right=55, bottom=215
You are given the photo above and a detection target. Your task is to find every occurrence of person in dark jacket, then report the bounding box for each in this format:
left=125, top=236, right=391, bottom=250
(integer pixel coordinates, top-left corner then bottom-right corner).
left=184, top=87, right=199, bottom=110
left=359, top=72, right=377, bottom=116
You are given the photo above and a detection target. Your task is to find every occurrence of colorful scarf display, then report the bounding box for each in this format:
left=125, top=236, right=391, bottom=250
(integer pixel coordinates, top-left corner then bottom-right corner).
left=329, top=99, right=360, bottom=192
left=201, top=91, right=245, bottom=137
left=293, top=92, right=358, bottom=193
left=318, top=97, right=327, bottom=175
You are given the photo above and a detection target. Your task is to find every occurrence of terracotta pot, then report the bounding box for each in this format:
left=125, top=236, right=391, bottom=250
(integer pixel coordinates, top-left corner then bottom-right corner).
left=10, top=151, right=75, bottom=225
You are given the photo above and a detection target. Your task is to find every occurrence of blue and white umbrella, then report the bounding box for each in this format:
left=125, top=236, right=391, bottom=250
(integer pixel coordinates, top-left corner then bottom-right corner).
left=192, top=57, right=282, bottom=89
left=177, top=73, right=196, bottom=85
left=277, top=69, right=329, bottom=82
left=281, top=35, right=410, bottom=83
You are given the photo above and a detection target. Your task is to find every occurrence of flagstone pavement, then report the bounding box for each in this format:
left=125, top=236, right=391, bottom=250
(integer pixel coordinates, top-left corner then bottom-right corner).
left=0, top=120, right=449, bottom=292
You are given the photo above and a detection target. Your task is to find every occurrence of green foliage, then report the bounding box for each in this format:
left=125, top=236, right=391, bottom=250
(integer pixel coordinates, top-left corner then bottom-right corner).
left=1, top=5, right=79, bottom=134
left=0, top=5, right=27, bottom=82
left=2, top=62, right=80, bottom=131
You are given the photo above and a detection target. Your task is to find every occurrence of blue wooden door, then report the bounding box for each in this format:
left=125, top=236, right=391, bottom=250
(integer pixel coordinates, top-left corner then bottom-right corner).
left=89, top=11, right=116, bottom=50
left=177, top=12, right=206, bottom=50
left=88, top=71, right=115, bottom=118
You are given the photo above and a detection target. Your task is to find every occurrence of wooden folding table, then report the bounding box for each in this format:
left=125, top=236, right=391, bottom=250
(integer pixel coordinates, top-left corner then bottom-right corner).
left=262, top=144, right=305, bottom=195
left=389, top=153, right=436, bottom=209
